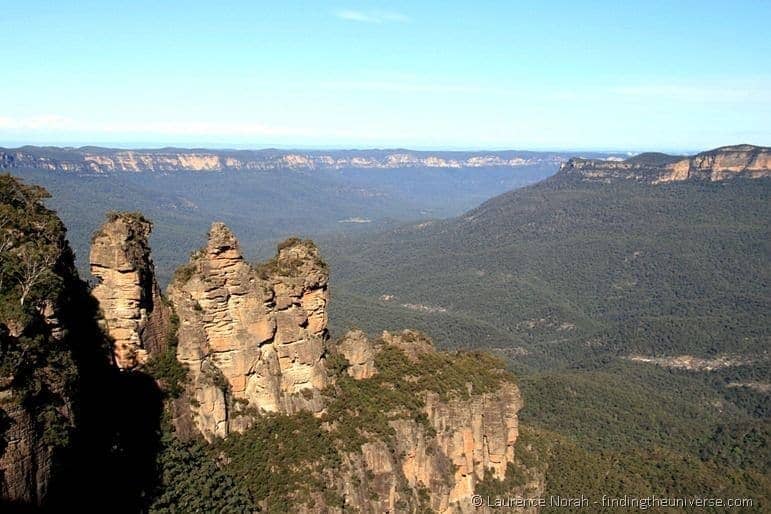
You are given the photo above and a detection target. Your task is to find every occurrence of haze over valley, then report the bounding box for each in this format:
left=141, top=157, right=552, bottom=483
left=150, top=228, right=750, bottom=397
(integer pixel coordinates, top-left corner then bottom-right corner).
left=2, top=146, right=605, bottom=284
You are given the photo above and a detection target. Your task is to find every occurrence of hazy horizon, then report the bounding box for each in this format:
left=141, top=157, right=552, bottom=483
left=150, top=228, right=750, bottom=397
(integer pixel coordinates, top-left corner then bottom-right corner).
left=3, top=139, right=759, bottom=156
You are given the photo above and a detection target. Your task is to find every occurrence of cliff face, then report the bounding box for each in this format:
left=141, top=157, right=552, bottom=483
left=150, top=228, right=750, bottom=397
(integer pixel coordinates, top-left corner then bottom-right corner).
left=0, top=147, right=562, bottom=173
left=0, top=177, right=79, bottom=507
left=168, top=224, right=329, bottom=440
left=560, top=144, right=771, bottom=183
left=157, top=224, right=538, bottom=511
left=90, top=213, right=170, bottom=369
left=1, top=209, right=535, bottom=511
left=322, top=330, right=538, bottom=514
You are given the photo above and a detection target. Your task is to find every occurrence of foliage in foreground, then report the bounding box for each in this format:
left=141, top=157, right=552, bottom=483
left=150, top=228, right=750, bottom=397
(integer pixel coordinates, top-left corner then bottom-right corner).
left=214, top=412, right=342, bottom=512
left=149, top=431, right=252, bottom=514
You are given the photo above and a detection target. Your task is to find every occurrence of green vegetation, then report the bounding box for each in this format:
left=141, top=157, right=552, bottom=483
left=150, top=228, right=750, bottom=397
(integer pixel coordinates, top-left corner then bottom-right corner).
left=475, top=463, right=533, bottom=498
left=519, top=360, right=732, bottom=453
left=323, top=176, right=771, bottom=507
left=700, top=420, right=770, bottom=472
left=171, top=262, right=196, bottom=285
left=326, top=178, right=770, bottom=365
left=149, top=431, right=252, bottom=513
left=255, top=237, right=327, bottom=279
left=324, top=340, right=514, bottom=450
left=277, top=236, right=303, bottom=251
left=215, top=412, right=342, bottom=512
left=5, top=159, right=768, bottom=507
left=144, top=313, right=188, bottom=398
left=0, top=174, right=78, bottom=451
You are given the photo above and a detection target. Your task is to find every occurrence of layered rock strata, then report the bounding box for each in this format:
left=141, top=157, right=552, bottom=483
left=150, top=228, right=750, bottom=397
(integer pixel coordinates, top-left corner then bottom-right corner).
left=84, top=216, right=539, bottom=511
left=560, top=144, right=771, bottom=183
left=326, top=330, right=537, bottom=514
left=0, top=147, right=561, bottom=173
left=168, top=224, right=329, bottom=440
left=90, top=213, right=170, bottom=369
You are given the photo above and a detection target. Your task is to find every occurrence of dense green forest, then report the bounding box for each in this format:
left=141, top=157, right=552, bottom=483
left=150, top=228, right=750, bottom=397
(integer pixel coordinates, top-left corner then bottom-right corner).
left=324, top=176, right=770, bottom=366
left=8, top=162, right=557, bottom=285
left=322, top=174, right=770, bottom=509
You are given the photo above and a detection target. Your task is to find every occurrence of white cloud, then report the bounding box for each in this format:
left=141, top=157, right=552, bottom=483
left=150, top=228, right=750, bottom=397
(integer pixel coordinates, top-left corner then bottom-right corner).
left=0, top=115, right=358, bottom=139
left=335, top=9, right=410, bottom=24
left=0, top=114, right=75, bottom=130
left=610, top=83, right=771, bottom=103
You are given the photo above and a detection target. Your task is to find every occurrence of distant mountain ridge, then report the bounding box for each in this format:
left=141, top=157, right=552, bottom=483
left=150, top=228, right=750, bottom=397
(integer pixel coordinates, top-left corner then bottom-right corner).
left=561, top=144, right=771, bottom=183
left=0, top=145, right=571, bottom=173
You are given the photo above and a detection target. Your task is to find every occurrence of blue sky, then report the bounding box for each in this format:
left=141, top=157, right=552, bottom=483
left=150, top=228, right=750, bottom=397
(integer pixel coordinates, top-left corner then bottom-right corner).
left=1, top=0, right=769, bottom=151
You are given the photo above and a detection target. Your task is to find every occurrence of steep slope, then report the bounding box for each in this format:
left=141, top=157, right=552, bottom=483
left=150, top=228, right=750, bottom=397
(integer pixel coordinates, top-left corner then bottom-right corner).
left=90, top=212, right=171, bottom=369
left=561, top=144, right=770, bottom=184
left=0, top=178, right=169, bottom=512
left=168, top=225, right=330, bottom=440
left=0, top=146, right=568, bottom=173
left=0, top=176, right=80, bottom=506
left=1, top=179, right=543, bottom=512
left=155, top=223, right=540, bottom=512
left=322, top=145, right=771, bottom=509
left=325, top=147, right=771, bottom=367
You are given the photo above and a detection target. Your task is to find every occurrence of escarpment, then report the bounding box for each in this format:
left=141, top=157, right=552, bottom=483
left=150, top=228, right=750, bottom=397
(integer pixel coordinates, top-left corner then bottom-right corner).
left=155, top=224, right=538, bottom=511
left=0, top=146, right=561, bottom=173
left=90, top=212, right=170, bottom=369
left=0, top=205, right=543, bottom=514
left=560, top=144, right=771, bottom=183
left=0, top=177, right=81, bottom=507
left=315, top=329, right=538, bottom=513
left=168, top=224, right=329, bottom=440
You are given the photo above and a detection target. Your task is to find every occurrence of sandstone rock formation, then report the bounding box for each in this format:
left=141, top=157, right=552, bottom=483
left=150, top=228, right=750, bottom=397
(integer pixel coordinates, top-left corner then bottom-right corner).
left=336, top=329, right=377, bottom=379
left=168, top=224, right=329, bottom=440
left=82, top=215, right=540, bottom=511
left=0, top=147, right=561, bottom=173
left=90, top=212, right=170, bottom=369
left=0, top=379, right=56, bottom=505
left=0, top=178, right=78, bottom=507
left=560, top=144, right=771, bottom=183
left=325, top=330, right=538, bottom=514
left=158, top=224, right=538, bottom=511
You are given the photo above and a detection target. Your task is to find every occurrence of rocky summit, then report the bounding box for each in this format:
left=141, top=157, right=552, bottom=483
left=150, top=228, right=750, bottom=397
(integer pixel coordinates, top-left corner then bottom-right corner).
left=560, top=144, right=771, bottom=183
left=91, top=216, right=539, bottom=512
left=90, top=212, right=171, bottom=369
left=167, top=224, right=330, bottom=440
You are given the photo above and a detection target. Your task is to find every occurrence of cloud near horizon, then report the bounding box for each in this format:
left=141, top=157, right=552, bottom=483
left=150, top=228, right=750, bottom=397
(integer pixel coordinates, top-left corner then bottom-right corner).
left=334, top=9, right=410, bottom=24
left=0, top=115, right=360, bottom=140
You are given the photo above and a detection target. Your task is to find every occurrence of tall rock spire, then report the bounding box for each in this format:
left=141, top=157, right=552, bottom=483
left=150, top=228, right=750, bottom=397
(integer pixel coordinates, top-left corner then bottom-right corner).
left=90, top=212, right=170, bottom=369
left=168, top=223, right=329, bottom=440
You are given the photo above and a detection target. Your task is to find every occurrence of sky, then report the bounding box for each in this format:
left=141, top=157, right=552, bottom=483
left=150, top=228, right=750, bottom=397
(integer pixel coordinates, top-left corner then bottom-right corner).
left=1, top=0, right=770, bottom=151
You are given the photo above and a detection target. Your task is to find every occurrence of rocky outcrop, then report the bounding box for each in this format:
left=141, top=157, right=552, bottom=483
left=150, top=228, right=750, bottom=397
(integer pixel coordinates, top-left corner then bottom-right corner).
left=0, top=176, right=79, bottom=507
left=160, top=223, right=538, bottom=510
left=1, top=178, right=542, bottom=511
left=0, top=382, right=56, bottom=506
left=336, top=329, right=377, bottom=379
left=168, top=224, right=329, bottom=440
left=323, top=330, right=538, bottom=514
left=90, top=212, right=170, bottom=369
left=560, top=144, right=771, bottom=184
left=0, top=147, right=564, bottom=173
